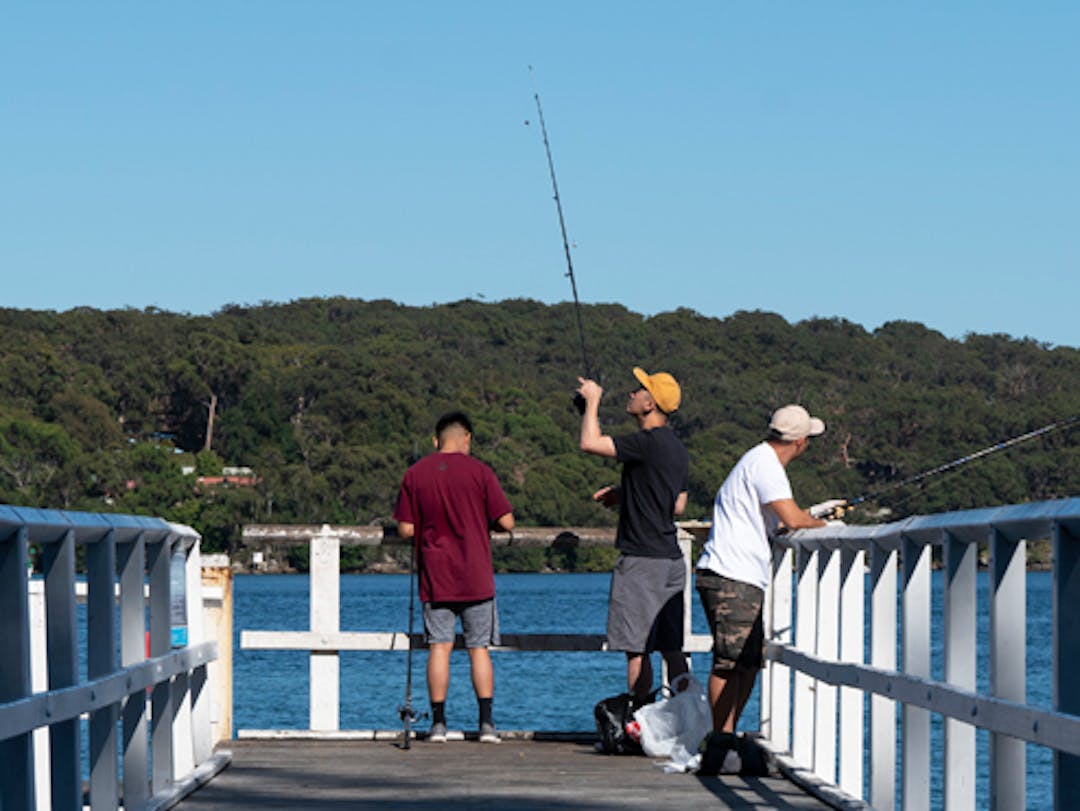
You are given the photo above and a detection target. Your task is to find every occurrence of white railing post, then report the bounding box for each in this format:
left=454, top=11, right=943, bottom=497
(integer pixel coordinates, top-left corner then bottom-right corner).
left=42, top=528, right=79, bottom=809
left=310, top=524, right=341, bottom=731
left=1053, top=519, right=1080, bottom=811
left=665, top=529, right=694, bottom=686
left=990, top=527, right=1026, bottom=810
left=0, top=525, right=34, bottom=811
left=119, top=531, right=149, bottom=810
left=764, top=544, right=793, bottom=751
left=171, top=538, right=198, bottom=778
left=87, top=527, right=119, bottom=808
left=28, top=581, right=51, bottom=810
left=870, top=540, right=897, bottom=811
left=187, top=540, right=213, bottom=764
left=943, top=531, right=977, bottom=811
left=838, top=546, right=865, bottom=797
left=149, top=538, right=175, bottom=792
left=902, top=535, right=931, bottom=810
left=792, top=545, right=818, bottom=767
left=814, top=544, right=840, bottom=783
left=202, top=553, right=234, bottom=746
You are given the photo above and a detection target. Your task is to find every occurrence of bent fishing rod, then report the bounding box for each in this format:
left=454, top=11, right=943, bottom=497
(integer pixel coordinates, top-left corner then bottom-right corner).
left=832, top=413, right=1080, bottom=515
left=528, top=67, right=594, bottom=412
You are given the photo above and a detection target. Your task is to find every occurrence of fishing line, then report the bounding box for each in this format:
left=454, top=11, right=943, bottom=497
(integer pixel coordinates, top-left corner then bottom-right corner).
left=528, top=66, right=593, bottom=412
left=836, top=414, right=1079, bottom=514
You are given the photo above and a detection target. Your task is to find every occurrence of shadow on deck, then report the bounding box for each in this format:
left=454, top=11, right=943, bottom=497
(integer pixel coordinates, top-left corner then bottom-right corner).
left=176, top=739, right=834, bottom=810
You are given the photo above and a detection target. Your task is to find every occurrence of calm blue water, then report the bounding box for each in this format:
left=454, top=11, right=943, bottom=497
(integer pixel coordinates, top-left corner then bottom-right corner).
left=923, top=570, right=1052, bottom=811
left=234, top=572, right=731, bottom=733
left=234, top=571, right=1054, bottom=810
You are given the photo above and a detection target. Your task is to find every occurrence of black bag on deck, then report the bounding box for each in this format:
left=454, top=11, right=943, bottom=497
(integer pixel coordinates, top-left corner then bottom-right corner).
left=593, top=689, right=659, bottom=755
left=594, top=693, right=641, bottom=755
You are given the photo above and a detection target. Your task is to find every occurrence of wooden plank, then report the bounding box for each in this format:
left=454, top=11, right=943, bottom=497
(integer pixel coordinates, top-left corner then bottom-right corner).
left=173, top=739, right=834, bottom=810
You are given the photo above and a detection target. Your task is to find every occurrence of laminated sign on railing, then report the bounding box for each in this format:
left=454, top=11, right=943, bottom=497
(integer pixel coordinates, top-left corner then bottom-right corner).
left=0, top=505, right=230, bottom=811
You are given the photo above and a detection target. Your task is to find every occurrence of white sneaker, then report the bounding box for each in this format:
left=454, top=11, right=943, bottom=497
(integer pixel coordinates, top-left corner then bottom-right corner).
left=479, top=722, right=501, bottom=743
left=427, top=722, right=448, bottom=743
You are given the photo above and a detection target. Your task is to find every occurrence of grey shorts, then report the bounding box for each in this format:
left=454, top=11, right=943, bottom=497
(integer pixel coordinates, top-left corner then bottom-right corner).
left=606, top=555, right=686, bottom=653
left=696, top=570, right=764, bottom=673
left=423, top=598, right=500, bottom=648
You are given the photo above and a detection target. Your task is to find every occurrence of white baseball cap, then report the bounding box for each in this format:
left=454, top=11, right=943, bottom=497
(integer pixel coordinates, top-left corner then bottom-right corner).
left=769, top=404, right=825, bottom=441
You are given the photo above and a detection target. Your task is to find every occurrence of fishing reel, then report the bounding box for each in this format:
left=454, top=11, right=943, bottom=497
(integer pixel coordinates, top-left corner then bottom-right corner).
left=810, top=499, right=850, bottom=521
left=397, top=704, right=428, bottom=750
left=398, top=704, right=427, bottom=725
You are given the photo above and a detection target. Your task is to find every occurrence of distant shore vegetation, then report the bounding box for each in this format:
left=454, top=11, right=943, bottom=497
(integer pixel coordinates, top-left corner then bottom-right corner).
left=1, top=298, right=1076, bottom=572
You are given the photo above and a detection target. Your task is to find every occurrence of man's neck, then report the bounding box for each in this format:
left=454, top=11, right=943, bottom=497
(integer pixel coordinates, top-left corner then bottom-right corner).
left=637, top=412, right=667, bottom=431
left=438, top=440, right=469, bottom=455
left=766, top=438, right=795, bottom=468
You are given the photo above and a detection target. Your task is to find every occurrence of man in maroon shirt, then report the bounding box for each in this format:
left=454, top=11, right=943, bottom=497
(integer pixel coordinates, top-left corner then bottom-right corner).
left=394, top=412, right=514, bottom=743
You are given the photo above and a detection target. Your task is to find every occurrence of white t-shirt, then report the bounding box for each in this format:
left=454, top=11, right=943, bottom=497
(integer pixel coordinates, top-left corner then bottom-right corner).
left=696, top=441, right=792, bottom=590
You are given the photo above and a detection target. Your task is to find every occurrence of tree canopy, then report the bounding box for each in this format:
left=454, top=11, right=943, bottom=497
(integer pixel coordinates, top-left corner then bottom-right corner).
left=1, top=298, right=1076, bottom=557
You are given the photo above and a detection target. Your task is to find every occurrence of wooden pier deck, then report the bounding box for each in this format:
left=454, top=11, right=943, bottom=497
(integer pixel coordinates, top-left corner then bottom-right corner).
left=176, top=738, right=835, bottom=810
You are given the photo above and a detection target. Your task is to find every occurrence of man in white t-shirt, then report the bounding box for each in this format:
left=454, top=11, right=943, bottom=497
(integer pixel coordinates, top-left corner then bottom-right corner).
left=694, top=404, right=829, bottom=772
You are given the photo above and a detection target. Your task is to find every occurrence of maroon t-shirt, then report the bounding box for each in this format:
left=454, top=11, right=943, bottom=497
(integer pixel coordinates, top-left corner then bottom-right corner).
left=393, top=452, right=512, bottom=602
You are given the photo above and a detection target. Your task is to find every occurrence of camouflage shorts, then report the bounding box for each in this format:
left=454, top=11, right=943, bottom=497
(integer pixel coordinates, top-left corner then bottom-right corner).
left=695, top=570, right=764, bottom=673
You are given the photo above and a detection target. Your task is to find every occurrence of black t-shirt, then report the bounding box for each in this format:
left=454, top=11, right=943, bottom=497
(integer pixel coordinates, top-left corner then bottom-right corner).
left=612, top=426, right=690, bottom=558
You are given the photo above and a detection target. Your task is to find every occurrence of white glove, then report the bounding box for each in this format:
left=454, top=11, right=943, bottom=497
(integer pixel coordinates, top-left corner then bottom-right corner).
left=824, top=519, right=846, bottom=527
left=810, top=499, right=847, bottom=519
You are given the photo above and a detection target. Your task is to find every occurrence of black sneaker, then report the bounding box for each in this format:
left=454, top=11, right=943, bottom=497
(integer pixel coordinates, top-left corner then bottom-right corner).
left=697, top=731, right=739, bottom=776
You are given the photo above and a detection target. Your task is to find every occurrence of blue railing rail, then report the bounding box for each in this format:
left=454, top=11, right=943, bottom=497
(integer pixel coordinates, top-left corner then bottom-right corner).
left=0, top=505, right=229, bottom=811
left=764, top=497, right=1080, bottom=811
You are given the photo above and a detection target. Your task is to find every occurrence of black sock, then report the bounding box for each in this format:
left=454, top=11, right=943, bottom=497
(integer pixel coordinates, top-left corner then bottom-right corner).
left=478, top=697, right=493, bottom=727
left=432, top=702, right=446, bottom=725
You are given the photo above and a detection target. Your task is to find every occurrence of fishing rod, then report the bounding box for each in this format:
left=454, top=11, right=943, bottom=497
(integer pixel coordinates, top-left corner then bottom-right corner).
left=397, top=537, right=425, bottom=749
left=827, top=414, right=1080, bottom=516
left=528, top=66, right=593, bottom=413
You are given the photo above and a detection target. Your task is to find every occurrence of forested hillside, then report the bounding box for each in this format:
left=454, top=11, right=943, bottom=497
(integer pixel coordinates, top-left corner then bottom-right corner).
left=1, top=298, right=1076, bottom=556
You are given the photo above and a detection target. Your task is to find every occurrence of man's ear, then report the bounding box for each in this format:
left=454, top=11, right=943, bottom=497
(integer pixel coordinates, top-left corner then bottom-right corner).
left=432, top=435, right=440, bottom=450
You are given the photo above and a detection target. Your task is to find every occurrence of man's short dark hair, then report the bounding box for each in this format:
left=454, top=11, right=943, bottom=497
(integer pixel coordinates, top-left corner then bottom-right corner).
left=435, top=411, right=472, bottom=438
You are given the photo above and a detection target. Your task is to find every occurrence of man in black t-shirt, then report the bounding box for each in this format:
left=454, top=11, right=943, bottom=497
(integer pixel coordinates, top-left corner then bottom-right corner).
left=577, top=367, right=690, bottom=700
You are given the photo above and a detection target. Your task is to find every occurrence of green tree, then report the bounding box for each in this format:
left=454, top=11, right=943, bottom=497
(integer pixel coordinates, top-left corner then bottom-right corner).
left=0, top=416, right=78, bottom=506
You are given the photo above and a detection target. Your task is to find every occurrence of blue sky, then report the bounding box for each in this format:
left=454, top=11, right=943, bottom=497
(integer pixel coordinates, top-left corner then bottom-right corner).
left=3, top=3, right=1077, bottom=347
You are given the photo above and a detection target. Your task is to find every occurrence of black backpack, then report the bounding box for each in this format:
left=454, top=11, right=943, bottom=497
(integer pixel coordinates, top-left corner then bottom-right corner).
left=593, top=689, right=660, bottom=755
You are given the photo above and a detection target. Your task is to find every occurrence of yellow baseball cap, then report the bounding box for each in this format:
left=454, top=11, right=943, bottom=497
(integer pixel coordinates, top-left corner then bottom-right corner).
left=632, top=367, right=681, bottom=413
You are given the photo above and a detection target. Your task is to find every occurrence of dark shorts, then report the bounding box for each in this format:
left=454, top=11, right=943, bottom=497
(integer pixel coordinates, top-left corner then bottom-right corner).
left=423, top=598, right=500, bottom=648
left=696, top=570, right=764, bottom=673
left=607, top=555, right=685, bottom=653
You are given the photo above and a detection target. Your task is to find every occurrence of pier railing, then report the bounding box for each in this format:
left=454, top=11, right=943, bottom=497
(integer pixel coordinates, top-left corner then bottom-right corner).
left=768, top=497, right=1080, bottom=811
left=239, top=524, right=710, bottom=735
left=0, top=506, right=230, bottom=811
left=242, top=499, right=1080, bottom=810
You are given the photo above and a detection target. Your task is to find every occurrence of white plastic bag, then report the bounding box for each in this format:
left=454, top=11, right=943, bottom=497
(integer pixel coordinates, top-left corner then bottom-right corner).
left=633, top=673, right=712, bottom=759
